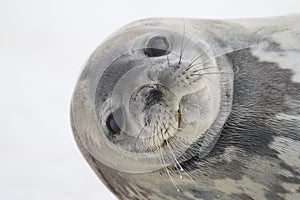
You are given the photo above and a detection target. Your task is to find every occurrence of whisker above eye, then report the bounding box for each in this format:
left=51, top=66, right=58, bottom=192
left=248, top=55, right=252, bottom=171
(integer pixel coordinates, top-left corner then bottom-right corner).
left=192, top=66, right=220, bottom=74
left=134, top=123, right=148, bottom=151
left=184, top=47, right=214, bottom=72
left=191, top=72, right=233, bottom=76
left=178, top=18, right=186, bottom=66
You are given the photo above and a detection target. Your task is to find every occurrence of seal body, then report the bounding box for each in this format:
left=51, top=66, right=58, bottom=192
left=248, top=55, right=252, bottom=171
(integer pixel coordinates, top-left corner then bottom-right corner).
left=71, top=14, right=300, bottom=200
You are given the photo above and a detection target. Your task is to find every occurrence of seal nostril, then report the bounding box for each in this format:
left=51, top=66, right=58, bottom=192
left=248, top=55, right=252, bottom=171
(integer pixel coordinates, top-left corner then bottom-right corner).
left=145, top=89, right=164, bottom=108
left=144, top=36, right=170, bottom=57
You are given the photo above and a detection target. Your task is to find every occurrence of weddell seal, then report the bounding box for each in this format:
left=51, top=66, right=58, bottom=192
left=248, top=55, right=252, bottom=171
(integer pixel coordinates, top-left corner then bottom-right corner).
left=70, top=14, right=300, bottom=200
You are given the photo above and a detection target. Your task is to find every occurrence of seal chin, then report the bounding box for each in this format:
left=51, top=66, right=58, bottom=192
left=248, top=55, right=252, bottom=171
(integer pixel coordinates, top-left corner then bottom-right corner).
left=71, top=25, right=234, bottom=173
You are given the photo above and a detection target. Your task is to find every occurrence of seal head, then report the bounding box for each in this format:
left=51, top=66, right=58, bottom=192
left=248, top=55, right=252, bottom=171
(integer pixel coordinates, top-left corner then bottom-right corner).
left=71, top=16, right=300, bottom=200
left=72, top=25, right=233, bottom=173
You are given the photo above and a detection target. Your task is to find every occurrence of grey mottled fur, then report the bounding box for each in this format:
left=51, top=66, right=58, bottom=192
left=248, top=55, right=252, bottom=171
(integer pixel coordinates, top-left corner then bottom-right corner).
left=71, top=14, right=300, bottom=200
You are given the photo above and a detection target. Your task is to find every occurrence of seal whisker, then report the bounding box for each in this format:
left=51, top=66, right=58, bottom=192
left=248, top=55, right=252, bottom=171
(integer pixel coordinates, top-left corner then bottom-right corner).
left=179, top=29, right=202, bottom=65
left=162, top=123, right=196, bottom=182
left=184, top=56, right=212, bottom=72
left=186, top=43, right=260, bottom=74
left=178, top=18, right=186, bottom=66
left=185, top=45, right=214, bottom=71
left=191, top=66, right=220, bottom=74
left=191, top=72, right=233, bottom=76
left=182, top=64, right=219, bottom=73
left=185, top=60, right=216, bottom=72
left=133, top=123, right=147, bottom=151
left=162, top=124, right=205, bottom=191
left=156, top=127, right=183, bottom=193
left=162, top=123, right=195, bottom=161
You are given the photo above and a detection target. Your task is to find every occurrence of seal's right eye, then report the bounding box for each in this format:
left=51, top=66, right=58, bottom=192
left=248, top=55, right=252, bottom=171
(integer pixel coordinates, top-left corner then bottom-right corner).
left=106, top=113, right=121, bottom=135
left=144, top=36, right=170, bottom=57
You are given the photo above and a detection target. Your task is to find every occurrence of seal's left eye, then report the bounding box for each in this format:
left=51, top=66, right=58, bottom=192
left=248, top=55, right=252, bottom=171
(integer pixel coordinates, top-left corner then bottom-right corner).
left=144, top=36, right=170, bottom=57
left=106, top=109, right=123, bottom=136
left=106, top=114, right=120, bottom=134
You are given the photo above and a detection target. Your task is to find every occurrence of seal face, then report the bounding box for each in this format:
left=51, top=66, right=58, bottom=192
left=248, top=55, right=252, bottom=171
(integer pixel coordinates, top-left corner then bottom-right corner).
left=73, top=26, right=234, bottom=174
left=71, top=15, right=300, bottom=200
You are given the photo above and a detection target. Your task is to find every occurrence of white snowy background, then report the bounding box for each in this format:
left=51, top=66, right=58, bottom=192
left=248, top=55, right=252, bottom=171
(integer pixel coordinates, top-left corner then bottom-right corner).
left=0, top=0, right=299, bottom=199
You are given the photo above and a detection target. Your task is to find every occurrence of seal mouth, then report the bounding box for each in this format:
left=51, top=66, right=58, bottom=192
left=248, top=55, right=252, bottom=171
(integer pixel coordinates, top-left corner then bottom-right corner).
left=159, top=106, right=181, bottom=148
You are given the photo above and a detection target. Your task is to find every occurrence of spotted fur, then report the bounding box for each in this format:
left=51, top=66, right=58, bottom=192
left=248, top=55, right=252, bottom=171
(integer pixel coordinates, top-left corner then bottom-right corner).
left=71, top=14, right=300, bottom=200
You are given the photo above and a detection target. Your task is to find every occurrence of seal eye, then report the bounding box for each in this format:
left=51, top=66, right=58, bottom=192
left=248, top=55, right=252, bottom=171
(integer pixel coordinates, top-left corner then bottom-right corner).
left=144, top=36, right=170, bottom=57
left=106, top=112, right=121, bottom=135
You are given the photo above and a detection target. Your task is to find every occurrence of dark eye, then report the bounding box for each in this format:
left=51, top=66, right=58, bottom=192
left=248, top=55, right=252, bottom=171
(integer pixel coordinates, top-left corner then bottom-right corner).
left=144, top=36, right=170, bottom=57
left=106, top=110, right=122, bottom=135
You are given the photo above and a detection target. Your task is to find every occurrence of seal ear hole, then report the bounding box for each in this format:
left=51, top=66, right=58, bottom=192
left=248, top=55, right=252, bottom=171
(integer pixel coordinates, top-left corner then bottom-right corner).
left=144, top=36, right=170, bottom=57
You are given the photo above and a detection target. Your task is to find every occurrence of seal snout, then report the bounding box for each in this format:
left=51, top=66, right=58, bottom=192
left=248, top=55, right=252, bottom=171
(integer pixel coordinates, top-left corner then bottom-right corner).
left=144, top=88, right=165, bottom=109
left=129, top=83, right=180, bottom=145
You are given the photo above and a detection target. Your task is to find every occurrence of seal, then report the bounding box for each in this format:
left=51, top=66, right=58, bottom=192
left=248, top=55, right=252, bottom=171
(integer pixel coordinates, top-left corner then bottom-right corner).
left=71, top=14, right=300, bottom=200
